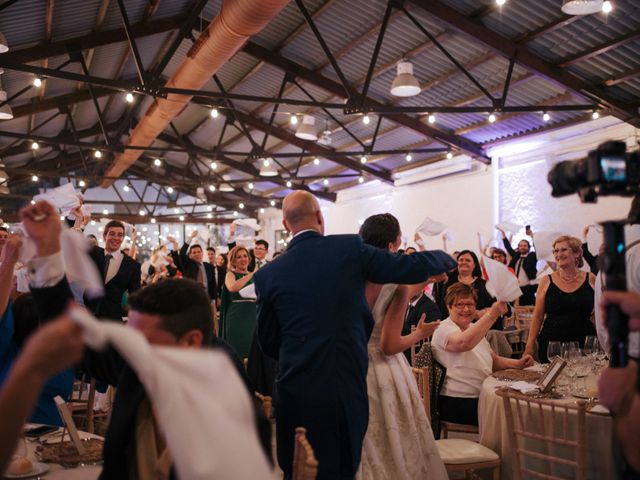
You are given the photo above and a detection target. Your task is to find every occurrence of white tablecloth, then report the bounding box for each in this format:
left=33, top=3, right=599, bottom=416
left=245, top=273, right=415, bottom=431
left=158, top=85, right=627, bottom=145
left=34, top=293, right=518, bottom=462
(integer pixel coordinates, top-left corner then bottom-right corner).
left=22, top=428, right=102, bottom=480
left=478, top=374, right=615, bottom=480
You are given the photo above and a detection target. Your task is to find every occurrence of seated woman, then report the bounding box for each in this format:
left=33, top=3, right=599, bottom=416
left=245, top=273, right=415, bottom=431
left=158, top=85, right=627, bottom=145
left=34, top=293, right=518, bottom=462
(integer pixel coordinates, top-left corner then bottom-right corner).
left=524, top=235, right=596, bottom=363
left=432, top=282, right=533, bottom=426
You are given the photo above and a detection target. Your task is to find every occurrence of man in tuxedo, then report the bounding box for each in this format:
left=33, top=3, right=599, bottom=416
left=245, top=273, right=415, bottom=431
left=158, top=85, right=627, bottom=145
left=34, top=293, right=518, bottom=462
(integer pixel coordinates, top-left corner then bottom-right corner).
left=227, top=224, right=269, bottom=272
left=254, top=191, right=457, bottom=480
left=500, top=230, right=537, bottom=305
left=85, top=220, right=141, bottom=321
left=19, top=201, right=272, bottom=479
left=207, top=247, right=225, bottom=301
left=168, top=231, right=216, bottom=303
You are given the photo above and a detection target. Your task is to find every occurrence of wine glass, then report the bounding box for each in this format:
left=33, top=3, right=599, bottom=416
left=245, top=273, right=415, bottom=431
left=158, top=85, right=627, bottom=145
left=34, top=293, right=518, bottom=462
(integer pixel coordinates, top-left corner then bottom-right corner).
left=584, top=336, right=597, bottom=358
left=562, top=341, right=580, bottom=390
left=546, top=341, right=562, bottom=363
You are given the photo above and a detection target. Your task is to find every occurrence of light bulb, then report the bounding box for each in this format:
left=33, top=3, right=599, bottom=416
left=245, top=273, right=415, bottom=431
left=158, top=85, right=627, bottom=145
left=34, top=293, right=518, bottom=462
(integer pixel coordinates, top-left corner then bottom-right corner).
left=233, top=211, right=238, bottom=217
left=602, top=1, right=612, bottom=13
left=488, top=113, right=497, bottom=123
left=139, top=210, right=146, bottom=216
left=210, top=161, right=217, bottom=170
left=78, top=180, right=86, bottom=187
left=263, top=159, right=270, bottom=167
left=94, top=150, right=102, bottom=158
left=496, top=0, right=506, bottom=5
left=210, top=108, right=219, bottom=118
left=125, top=92, right=134, bottom=103
left=248, top=182, right=254, bottom=190
left=179, top=215, right=185, bottom=221
left=259, top=208, right=265, bottom=214
left=154, top=158, right=162, bottom=167
left=405, top=153, right=412, bottom=162
left=207, top=213, right=212, bottom=219
left=123, top=184, right=130, bottom=192
left=360, top=155, right=367, bottom=164
left=362, top=114, right=370, bottom=125
left=592, top=111, right=600, bottom=120
left=239, top=203, right=245, bottom=209
left=446, top=152, right=453, bottom=160
left=543, top=112, right=550, bottom=122
left=286, top=181, right=292, bottom=188
left=290, top=115, right=298, bottom=125
left=151, top=218, right=156, bottom=224
left=313, top=158, right=320, bottom=165
left=102, top=209, right=109, bottom=215
left=270, top=200, right=276, bottom=207
left=33, top=77, right=42, bottom=87
left=31, top=142, right=39, bottom=150
left=358, top=176, right=364, bottom=184
left=31, top=175, right=38, bottom=182
left=323, top=178, right=329, bottom=186
left=208, top=185, right=216, bottom=192
left=428, top=114, right=436, bottom=124
left=167, top=186, right=174, bottom=194
left=207, top=205, right=213, bottom=212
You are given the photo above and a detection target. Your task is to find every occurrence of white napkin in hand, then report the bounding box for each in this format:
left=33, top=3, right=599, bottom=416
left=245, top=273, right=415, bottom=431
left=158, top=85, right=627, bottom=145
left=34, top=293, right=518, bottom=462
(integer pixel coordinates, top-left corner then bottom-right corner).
left=416, top=216, right=447, bottom=237
left=509, top=381, right=539, bottom=394
left=34, top=183, right=81, bottom=216
left=483, top=255, right=522, bottom=302
left=233, top=218, right=261, bottom=233
left=495, top=221, right=523, bottom=234
left=239, top=283, right=256, bottom=299
left=70, top=308, right=276, bottom=480
left=532, top=230, right=565, bottom=262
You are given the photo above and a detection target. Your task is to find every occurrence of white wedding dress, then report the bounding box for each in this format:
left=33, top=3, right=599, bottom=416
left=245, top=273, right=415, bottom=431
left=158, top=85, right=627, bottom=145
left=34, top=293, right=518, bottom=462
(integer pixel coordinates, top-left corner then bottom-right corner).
left=357, top=284, right=448, bottom=480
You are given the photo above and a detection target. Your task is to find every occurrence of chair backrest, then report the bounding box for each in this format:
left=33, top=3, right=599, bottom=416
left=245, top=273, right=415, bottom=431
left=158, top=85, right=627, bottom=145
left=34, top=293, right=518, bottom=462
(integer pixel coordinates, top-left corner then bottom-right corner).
left=67, top=376, right=97, bottom=434
left=514, top=306, right=535, bottom=329
left=411, top=367, right=430, bottom=423
left=292, top=427, right=319, bottom=480
left=497, top=389, right=587, bottom=480
left=254, top=392, right=272, bottom=419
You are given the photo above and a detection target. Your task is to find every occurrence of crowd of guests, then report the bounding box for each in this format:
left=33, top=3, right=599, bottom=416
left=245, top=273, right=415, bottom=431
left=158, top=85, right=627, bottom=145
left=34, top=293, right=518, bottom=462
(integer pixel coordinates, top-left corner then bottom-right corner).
left=0, top=191, right=638, bottom=479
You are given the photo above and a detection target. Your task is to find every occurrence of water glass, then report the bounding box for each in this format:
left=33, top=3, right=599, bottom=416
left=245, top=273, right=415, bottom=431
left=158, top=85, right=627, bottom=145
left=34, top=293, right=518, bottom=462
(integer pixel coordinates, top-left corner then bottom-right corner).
left=546, top=341, right=562, bottom=363
left=584, top=336, right=598, bottom=358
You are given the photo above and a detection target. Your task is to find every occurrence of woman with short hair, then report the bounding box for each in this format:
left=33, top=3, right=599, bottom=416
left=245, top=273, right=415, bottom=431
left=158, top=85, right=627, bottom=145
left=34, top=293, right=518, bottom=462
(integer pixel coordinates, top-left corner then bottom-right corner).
left=432, top=283, right=533, bottom=426
left=524, top=235, right=596, bottom=362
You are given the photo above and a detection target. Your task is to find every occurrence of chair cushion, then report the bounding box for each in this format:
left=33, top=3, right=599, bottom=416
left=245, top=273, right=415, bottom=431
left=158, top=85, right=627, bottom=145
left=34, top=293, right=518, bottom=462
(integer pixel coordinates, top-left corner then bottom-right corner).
left=436, top=439, right=499, bottom=465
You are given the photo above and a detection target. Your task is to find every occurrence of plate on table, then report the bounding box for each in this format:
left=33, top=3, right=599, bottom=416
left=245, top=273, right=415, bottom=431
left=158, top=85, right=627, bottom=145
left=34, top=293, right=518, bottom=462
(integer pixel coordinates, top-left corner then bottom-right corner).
left=3, top=461, right=49, bottom=478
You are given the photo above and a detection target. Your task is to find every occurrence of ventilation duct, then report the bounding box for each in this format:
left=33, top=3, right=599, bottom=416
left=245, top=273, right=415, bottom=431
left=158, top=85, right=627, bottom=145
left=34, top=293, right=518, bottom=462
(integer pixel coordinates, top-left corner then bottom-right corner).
left=101, top=0, right=290, bottom=187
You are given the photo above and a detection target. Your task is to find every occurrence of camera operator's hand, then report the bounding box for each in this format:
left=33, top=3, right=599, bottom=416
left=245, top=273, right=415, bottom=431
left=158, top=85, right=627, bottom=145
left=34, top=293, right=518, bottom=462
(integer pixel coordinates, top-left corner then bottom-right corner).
left=600, top=291, right=640, bottom=332
left=598, top=361, right=637, bottom=415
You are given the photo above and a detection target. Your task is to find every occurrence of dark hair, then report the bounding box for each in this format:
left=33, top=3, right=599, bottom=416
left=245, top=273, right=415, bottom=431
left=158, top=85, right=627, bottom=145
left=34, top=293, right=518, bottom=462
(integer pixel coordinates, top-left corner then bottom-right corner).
left=0, top=227, right=8, bottom=233
left=128, top=279, right=213, bottom=344
left=518, top=239, right=531, bottom=248
left=255, top=239, right=269, bottom=249
left=456, top=249, right=482, bottom=277
left=206, top=247, right=215, bottom=253
left=629, top=194, right=640, bottom=224
left=445, top=282, right=478, bottom=308
left=87, top=234, right=97, bottom=241
left=405, top=247, right=417, bottom=255
left=272, top=251, right=282, bottom=259
left=12, top=293, right=40, bottom=348
left=492, top=248, right=507, bottom=258
left=359, top=213, right=400, bottom=250
left=104, top=220, right=125, bottom=235
left=188, top=244, right=203, bottom=254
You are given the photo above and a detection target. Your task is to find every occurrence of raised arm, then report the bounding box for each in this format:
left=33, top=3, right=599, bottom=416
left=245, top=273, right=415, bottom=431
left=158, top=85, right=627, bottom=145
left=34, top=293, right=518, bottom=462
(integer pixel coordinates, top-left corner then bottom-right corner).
left=225, top=270, right=254, bottom=293
left=380, top=285, right=440, bottom=355
left=442, top=302, right=507, bottom=352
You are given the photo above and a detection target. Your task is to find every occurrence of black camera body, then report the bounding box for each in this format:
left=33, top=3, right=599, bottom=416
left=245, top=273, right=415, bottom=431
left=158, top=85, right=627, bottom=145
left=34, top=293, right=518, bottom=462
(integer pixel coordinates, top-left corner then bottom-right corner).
left=547, top=141, right=639, bottom=201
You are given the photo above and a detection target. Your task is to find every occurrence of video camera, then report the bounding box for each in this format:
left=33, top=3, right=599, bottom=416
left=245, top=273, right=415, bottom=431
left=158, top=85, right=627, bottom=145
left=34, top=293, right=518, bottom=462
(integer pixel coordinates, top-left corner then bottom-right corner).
left=547, top=141, right=639, bottom=202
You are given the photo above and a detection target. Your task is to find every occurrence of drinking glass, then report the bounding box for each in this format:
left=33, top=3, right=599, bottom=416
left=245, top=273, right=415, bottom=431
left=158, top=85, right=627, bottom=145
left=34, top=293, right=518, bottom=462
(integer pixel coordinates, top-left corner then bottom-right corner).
left=562, top=342, right=580, bottom=390
left=546, top=341, right=562, bottom=363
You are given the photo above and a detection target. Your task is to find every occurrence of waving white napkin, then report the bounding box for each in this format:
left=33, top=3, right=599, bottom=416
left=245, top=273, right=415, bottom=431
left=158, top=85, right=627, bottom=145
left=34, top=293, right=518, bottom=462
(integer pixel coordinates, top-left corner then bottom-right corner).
left=15, top=226, right=103, bottom=298
left=70, top=308, right=276, bottom=480
left=233, top=218, right=261, bottom=233
left=509, top=381, right=539, bottom=394
left=416, top=216, right=447, bottom=237
left=33, top=183, right=81, bottom=216
left=239, top=283, right=256, bottom=299
left=495, top=221, right=523, bottom=234
left=483, top=255, right=522, bottom=302
left=532, top=230, right=564, bottom=262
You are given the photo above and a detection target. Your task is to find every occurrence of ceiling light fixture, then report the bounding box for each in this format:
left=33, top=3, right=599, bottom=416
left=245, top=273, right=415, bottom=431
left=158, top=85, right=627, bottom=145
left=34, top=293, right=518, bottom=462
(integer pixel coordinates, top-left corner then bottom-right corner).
left=390, top=60, right=421, bottom=97
left=488, top=112, right=497, bottom=123
left=125, top=92, right=134, bottom=103
left=358, top=176, right=364, bottom=184
left=210, top=107, right=219, bottom=118
left=0, top=32, right=8, bottom=53
left=270, top=200, right=276, bottom=207
left=103, top=208, right=109, bottom=215
left=295, top=114, right=318, bottom=141
left=167, top=186, right=174, bottom=194
left=154, top=158, right=162, bottom=167
left=207, top=213, right=213, bottom=219
left=210, top=161, right=218, bottom=170
left=179, top=215, right=185, bottom=221
left=259, top=208, right=265, bottom=214
left=150, top=218, right=156, bottom=224
left=561, top=0, right=603, bottom=15
left=323, top=178, right=329, bottom=186
left=542, top=112, right=551, bottom=122
left=33, top=77, right=42, bottom=88
left=313, top=157, right=320, bottom=165
left=602, top=0, right=613, bottom=12
left=123, top=184, right=130, bottom=192
left=405, top=153, right=412, bottom=162
left=592, top=110, right=600, bottom=120
left=233, top=211, right=238, bottom=217
left=94, top=150, right=102, bottom=158
left=360, top=155, right=367, bottom=164
left=78, top=179, right=86, bottom=187
left=139, top=210, right=146, bottom=216
left=219, top=183, right=234, bottom=192
left=290, top=114, right=298, bottom=125
left=446, top=151, right=453, bottom=160
left=31, top=174, right=38, bottom=182
left=428, top=114, right=436, bottom=124
left=496, top=0, right=506, bottom=5
left=208, top=184, right=216, bottom=192
left=259, top=158, right=278, bottom=177
left=31, top=141, right=39, bottom=150
left=239, top=203, right=245, bottom=209
left=0, top=80, right=13, bottom=120
left=286, top=180, right=292, bottom=188
left=248, top=182, right=254, bottom=190
left=362, top=114, right=371, bottom=125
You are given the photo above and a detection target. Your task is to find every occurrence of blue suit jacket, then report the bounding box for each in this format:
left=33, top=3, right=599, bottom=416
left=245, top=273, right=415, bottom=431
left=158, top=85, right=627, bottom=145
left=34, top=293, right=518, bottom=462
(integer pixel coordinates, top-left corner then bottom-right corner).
left=254, top=231, right=456, bottom=479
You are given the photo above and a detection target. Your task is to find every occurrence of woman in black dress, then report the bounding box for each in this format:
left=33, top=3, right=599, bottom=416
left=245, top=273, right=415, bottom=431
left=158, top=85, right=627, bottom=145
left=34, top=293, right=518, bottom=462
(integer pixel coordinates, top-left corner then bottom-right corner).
left=524, top=235, right=596, bottom=362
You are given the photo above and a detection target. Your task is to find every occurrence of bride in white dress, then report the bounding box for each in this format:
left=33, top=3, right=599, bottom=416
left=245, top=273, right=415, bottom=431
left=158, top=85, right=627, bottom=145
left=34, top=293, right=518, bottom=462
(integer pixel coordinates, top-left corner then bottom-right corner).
left=357, top=214, right=448, bottom=480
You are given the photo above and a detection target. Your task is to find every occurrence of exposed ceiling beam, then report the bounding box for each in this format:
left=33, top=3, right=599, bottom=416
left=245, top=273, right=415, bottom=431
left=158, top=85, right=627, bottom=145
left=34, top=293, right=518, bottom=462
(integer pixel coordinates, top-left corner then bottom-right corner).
left=10, top=87, right=115, bottom=119
left=0, top=14, right=186, bottom=64
left=407, top=0, right=640, bottom=128
left=558, top=30, right=640, bottom=68
left=242, top=41, right=490, bottom=162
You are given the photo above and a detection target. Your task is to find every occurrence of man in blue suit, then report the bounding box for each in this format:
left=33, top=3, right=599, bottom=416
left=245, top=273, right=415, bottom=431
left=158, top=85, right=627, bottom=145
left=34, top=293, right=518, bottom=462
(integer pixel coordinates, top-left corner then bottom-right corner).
left=254, top=191, right=457, bottom=479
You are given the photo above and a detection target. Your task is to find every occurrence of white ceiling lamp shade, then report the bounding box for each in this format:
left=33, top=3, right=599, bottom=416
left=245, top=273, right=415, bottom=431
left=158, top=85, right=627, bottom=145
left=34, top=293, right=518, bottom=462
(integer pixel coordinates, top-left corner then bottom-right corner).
left=561, top=0, right=603, bottom=14
left=0, top=90, right=12, bottom=120
left=390, top=60, right=421, bottom=97
left=295, top=114, right=318, bottom=141
left=0, top=31, right=8, bottom=53
left=259, top=158, right=278, bottom=177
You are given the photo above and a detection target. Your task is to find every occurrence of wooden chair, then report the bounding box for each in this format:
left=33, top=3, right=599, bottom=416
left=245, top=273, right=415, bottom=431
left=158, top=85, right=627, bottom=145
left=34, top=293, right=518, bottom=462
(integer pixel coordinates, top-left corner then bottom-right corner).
left=514, top=306, right=535, bottom=330
left=292, top=427, right=319, bottom=480
left=413, top=366, right=501, bottom=480
left=497, top=389, right=587, bottom=480
left=67, top=377, right=97, bottom=433
left=254, top=392, right=273, bottom=419
left=410, top=325, right=425, bottom=365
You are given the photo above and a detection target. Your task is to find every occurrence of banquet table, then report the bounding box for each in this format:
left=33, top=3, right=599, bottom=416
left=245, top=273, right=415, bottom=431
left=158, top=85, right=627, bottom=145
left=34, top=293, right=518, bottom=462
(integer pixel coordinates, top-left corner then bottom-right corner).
left=10, top=427, right=102, bottom=480
left=478, top=373, right=616, bottom=480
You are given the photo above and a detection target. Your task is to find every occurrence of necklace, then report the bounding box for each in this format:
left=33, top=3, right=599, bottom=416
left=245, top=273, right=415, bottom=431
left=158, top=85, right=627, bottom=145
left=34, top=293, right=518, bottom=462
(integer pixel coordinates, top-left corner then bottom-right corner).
left=558, top=269, right=580, bottom=282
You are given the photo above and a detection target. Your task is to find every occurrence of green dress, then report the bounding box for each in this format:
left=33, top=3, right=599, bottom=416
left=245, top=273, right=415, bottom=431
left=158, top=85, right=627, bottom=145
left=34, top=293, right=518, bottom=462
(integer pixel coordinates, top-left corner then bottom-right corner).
left=219, top=271, right=256, bottom=358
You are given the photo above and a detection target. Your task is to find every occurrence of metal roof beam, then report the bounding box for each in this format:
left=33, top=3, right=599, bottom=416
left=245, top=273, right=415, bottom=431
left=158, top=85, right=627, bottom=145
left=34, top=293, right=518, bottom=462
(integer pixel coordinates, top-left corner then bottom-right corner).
left=407, top=0, right=640, bottom=128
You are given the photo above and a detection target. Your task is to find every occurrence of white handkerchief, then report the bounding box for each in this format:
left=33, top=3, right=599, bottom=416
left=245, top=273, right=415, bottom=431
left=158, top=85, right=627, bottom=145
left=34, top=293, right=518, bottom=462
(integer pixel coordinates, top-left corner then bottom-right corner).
left=509, top=381, right=539, bottom=394
left=239, top=283, right=256, bottom=299
left=33, top=183, right=81, bottom=215
left=70, top=308, right=276, bottom=480
left=443, top=230, right=455, bottom=243
left=495, top=221, right=523, bottom=234
left=483, top=255, right=522, bottom=302
left=416, top=216, right=447, bottom=237
left=532, top=230, right=565, bottom=262
left=233, top=218, right=261, bottom=233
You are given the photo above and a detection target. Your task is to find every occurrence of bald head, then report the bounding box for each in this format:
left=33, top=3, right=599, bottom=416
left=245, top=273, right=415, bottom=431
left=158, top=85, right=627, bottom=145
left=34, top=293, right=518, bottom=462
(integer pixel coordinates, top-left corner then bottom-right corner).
left=282, top=191, right=324, bottom=235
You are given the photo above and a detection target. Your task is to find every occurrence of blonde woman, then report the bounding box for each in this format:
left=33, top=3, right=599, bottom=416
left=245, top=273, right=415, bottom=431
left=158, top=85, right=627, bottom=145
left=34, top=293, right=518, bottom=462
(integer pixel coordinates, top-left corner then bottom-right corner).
left=524, top=235, right=596, bottom=362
